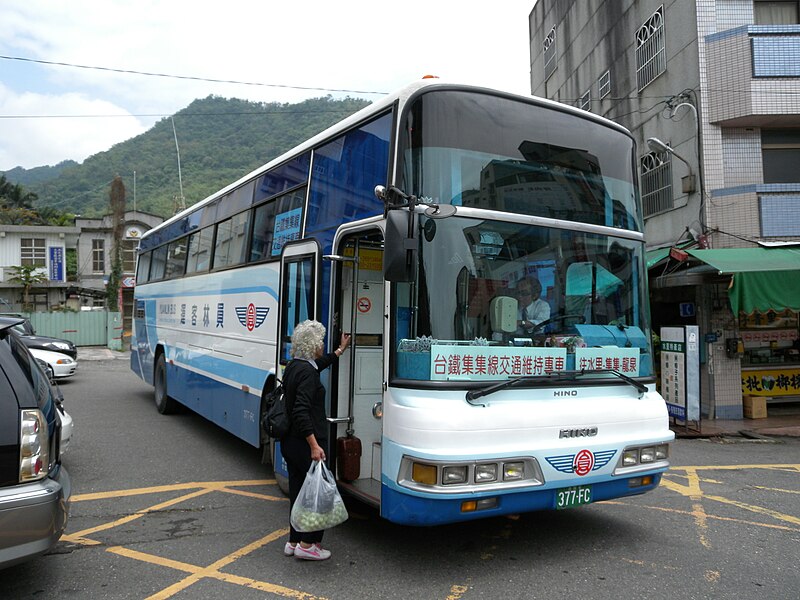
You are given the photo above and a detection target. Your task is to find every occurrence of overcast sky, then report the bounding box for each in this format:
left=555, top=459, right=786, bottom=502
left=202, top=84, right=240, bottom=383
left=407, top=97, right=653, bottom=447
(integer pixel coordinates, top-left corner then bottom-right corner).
left=0, top=1, right=534, bottom=172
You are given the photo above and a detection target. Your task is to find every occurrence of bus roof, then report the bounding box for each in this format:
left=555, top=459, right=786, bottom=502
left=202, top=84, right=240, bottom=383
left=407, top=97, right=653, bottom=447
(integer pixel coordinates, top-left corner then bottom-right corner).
left=142, top=78, right=633, bottom=242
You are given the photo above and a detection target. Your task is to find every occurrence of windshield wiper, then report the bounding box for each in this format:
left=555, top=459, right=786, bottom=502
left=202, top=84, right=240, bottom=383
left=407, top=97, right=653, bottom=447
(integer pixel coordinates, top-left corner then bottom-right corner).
left=465, top=376, right=539, bottom=406
left=464, top=369, right=648, bottom=406
left=546, top=369, right=648, bottom=395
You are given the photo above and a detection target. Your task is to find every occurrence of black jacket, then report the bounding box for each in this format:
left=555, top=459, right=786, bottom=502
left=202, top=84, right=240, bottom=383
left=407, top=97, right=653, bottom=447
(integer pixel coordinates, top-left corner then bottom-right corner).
left=283, top=353, right=337, bottom=445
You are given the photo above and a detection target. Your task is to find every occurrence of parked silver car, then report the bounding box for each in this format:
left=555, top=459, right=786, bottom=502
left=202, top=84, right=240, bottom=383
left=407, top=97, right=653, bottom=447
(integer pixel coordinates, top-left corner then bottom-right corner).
left=0, top=317, right=71, bottom=569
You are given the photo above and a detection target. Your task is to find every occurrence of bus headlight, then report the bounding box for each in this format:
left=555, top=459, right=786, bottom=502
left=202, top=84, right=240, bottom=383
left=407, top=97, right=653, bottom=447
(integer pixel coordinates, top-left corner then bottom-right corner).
left=475, top=463, right=498, bottom=483
left=616, top=444, right=670, bottom=474
left=503, top=461, right=525, bottom=481
left=399, top=456, right=543, bottom=492
left=443, top=465, right=468, bottom=485
left=622, top=450, right=639, bottom=466
left=639, top=447, right=656, bottom=463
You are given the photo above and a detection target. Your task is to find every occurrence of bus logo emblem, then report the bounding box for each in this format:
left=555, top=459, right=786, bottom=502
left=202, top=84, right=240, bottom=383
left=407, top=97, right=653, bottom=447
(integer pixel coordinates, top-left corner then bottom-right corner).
left=545, top=450, right=616, bottom=475
left=573, top=450, right=595, bottom=476
left=235, top=304, right=270, bottom=331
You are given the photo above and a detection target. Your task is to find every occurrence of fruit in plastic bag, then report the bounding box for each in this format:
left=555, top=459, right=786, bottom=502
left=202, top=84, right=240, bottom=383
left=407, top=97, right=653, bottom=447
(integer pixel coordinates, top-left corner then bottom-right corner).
left=290, top=460, right=349, bottom=532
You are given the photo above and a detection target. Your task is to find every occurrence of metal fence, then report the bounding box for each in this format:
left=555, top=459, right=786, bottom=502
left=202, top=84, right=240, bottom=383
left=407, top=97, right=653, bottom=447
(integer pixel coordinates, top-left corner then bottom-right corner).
left=24, top=310, right=122, bottom=347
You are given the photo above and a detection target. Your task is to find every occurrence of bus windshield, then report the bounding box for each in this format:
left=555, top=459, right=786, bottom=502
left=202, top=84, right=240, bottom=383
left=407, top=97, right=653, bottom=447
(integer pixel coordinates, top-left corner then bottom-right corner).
left=393, top=89, right=652, bottom=383
left=393, top=217, right=652, bottom=382
left=400, top=89, right=642, bottom=231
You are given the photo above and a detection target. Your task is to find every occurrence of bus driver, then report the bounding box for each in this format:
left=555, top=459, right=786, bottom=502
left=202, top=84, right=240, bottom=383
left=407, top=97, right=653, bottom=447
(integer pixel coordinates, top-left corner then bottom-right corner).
left=514, top=276, right=550, bottom=335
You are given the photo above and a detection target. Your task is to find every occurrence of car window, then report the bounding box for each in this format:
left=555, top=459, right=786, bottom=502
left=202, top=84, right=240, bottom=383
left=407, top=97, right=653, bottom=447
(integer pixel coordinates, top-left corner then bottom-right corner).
left=11, top=322, right=31, bottom=335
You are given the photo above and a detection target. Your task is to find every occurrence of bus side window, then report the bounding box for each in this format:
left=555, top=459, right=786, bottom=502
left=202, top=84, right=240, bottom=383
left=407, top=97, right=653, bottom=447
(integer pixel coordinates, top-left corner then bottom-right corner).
left=136, top=251, right=151, bottom=284
left=280, top=256, right=315, bottom=364
left=150, top=246, right=167, bottom=281
left=186, top=227, right=213, bottom=274
left=213, top=211, right=251, bottom=270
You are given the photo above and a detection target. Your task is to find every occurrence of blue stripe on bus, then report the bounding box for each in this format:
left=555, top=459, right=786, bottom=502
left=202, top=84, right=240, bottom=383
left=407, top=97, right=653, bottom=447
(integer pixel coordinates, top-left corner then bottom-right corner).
left=170, top=346, right=272, bottom=394
left=164, top=359, right=263, bottom=447
left=136, top=284, right=279, bottom=301
left=379, top=473, right=663, bottom=525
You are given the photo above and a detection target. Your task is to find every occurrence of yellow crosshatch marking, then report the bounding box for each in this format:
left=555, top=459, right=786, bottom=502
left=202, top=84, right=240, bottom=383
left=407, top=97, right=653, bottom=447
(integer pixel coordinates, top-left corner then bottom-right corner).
left=613, top=463, right=800, bottom=549
left=63, top=479, right=332, bottom=600
left=60, top=466, right=800, bottom=599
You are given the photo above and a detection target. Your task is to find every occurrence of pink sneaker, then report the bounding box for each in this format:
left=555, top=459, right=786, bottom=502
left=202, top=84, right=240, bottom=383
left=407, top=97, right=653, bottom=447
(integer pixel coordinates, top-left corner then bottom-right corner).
left=294, top=543, right=331, bottom=561
left=283, top=542, right=297, bottom=556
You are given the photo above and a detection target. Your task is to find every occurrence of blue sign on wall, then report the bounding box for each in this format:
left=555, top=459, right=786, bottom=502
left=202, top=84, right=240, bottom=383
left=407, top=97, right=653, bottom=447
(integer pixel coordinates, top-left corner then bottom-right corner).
left=49, top=247, right=64, bottom=281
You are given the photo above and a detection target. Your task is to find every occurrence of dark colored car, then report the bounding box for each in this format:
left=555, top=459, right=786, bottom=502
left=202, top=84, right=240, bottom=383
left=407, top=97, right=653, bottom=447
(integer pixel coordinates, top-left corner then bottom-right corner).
left=0, top=314, right=77, bottom=359
left=0, top=317, right=71, bottom=569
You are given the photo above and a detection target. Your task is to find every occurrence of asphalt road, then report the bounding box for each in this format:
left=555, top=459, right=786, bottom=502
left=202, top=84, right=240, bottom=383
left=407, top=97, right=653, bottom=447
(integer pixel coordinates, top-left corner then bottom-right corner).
left=1, top=356, right=799, bottom=599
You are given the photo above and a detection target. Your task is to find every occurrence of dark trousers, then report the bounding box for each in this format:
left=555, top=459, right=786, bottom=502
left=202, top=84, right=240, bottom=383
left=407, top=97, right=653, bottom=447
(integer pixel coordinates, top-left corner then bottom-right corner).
left=281, top=435, right=325, bottom=544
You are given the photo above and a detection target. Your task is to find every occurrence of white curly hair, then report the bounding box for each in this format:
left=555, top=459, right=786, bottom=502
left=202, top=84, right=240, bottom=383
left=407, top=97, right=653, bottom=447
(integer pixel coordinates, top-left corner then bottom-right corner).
left=290, top=320, right=326, bottom=360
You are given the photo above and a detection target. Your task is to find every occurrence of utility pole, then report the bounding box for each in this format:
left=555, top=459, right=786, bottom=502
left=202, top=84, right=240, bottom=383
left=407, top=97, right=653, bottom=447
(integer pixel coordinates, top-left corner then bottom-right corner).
left=171, top=117, right=186, bottom=213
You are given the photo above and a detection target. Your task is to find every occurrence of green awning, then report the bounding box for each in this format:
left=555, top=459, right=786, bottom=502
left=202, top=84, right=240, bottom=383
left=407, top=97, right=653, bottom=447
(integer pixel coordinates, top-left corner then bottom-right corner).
left=646, top=247, right=670, bottom=269
left=686, top=248, right=800, bottom=315
left=686, top=247, right=800, bottom=272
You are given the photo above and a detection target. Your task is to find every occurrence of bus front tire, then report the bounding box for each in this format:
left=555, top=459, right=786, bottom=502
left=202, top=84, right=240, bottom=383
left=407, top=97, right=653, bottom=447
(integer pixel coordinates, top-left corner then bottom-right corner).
left=154, top=354, right=179, bottom=415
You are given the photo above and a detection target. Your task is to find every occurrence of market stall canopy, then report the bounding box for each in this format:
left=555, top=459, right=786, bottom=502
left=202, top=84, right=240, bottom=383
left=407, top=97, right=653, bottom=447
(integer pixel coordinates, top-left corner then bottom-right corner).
left=687, top=248, right=800, bottom=315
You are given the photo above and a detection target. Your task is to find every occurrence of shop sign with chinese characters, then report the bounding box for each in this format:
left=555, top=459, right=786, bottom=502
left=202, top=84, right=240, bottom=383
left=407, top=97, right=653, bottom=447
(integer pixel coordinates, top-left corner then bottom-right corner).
left=742, top=367, right=800, bottom=397
left=660, top=326, right=700, bottom=421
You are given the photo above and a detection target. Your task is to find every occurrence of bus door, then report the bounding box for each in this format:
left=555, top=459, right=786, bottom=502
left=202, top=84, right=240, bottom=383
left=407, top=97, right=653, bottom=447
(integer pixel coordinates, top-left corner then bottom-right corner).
left=328, top=227, right=385, bottom=506
left=272, top=240, right=321, bottom=493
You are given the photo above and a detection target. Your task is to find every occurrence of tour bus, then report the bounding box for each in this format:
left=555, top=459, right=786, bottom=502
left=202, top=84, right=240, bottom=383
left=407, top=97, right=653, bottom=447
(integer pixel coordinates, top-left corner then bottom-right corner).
left=130, top=79, right=673, bottom=526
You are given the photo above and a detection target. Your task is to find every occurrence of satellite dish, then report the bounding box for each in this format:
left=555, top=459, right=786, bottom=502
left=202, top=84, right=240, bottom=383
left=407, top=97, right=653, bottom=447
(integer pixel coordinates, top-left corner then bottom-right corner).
left=423, top=204, right=457, bottom=219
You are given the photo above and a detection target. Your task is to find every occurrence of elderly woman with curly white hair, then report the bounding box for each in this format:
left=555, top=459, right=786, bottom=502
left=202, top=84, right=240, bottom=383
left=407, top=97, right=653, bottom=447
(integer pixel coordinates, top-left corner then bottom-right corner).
left=280, top=319, right=350, bottom=561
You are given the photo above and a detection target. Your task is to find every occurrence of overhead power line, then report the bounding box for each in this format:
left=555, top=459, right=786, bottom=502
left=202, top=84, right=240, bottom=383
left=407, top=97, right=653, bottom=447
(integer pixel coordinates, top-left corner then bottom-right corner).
left=0, top=54, right=388, bottom=96
left=0, top=109, right=364, bottom=120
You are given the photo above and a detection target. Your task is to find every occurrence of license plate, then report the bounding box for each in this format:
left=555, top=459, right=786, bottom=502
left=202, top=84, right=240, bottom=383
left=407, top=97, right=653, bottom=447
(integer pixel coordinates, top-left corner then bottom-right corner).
left=555, top=485, right=592, bottom=509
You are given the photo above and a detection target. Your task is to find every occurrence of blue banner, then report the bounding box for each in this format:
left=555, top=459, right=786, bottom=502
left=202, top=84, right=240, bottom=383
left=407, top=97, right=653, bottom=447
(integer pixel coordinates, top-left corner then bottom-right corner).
left=49, top=246, right=64, bottom=281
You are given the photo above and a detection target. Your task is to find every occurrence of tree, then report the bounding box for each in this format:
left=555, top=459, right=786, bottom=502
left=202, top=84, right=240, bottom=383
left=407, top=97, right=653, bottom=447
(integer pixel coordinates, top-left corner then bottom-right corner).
left=6, top=265, right=48, bottom=311
left=106, top=176, right=126, bottom=312
left=0, top=174, right=38, bottom=209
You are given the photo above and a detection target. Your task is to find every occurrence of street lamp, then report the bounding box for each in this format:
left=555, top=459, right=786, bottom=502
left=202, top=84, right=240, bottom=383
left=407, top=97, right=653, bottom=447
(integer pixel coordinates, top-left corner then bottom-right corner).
left=647, top=137, right=697, bottom=194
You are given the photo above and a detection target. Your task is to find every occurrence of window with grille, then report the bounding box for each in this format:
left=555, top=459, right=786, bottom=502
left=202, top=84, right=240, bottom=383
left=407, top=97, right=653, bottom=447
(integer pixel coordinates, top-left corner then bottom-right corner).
left=636, top=6, right=666, bottom=91
left=92, top=239, right=105, bottom=272
left=543, top=26, right=557, bottom=80
left=122, top=239, right=138, bottom=273
left=20, top=238, right=46, bottom=267
left=640, top=150, right=673, bottom=216
left=579, top=90, right=591, bottom=111
left=598, top=70, right=611, bottom=98
left=754, top=1, right=799, bottom=24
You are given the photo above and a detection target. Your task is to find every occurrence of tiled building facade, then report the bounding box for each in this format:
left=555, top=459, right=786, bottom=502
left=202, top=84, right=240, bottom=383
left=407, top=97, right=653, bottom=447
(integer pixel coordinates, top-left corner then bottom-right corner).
left=529, top=0, right=800, bottom=418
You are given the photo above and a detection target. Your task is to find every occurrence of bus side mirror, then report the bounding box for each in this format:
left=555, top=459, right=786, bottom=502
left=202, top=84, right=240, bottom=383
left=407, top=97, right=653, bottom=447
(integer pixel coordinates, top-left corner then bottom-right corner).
left=384, top=210, right=417, bottom=282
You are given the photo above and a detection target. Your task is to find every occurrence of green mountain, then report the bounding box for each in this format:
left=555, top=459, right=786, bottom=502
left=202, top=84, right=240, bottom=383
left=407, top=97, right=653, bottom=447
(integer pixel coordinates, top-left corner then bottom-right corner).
left=8, top=95, right=371, bottom=218
left=3, top=160, right=79, bottom=187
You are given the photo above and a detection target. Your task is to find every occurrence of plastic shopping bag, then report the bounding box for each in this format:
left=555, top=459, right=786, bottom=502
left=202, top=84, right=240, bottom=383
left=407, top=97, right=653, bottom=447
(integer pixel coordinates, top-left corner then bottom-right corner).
left=290, top=460, right=348, bottom=532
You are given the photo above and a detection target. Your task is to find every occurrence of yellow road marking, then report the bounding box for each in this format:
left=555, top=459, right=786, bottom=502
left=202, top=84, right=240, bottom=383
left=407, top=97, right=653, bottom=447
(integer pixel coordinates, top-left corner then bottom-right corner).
left=62, top=467, right=800, bottom=600
left=71, top=479, right=275, bottom=502
left=446, top=584, right=470, bottom=600
left=703, top=494, right=800, bottom=526
left=65, top=488, right=215, bottom=541
left=751, top=485, right=800, bottom=495
left=604, top=501, right=800, bottom=532
left=661, top=468, right=711, bottom=547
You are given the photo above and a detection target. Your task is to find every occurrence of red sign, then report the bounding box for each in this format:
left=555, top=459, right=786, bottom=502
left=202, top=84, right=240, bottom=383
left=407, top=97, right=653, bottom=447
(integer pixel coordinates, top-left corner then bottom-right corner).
left=246, top=303, right=256, bottom=331
left=357, top=297, right=372, bottom=313
left=573, top=449, right=595, bottom=476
